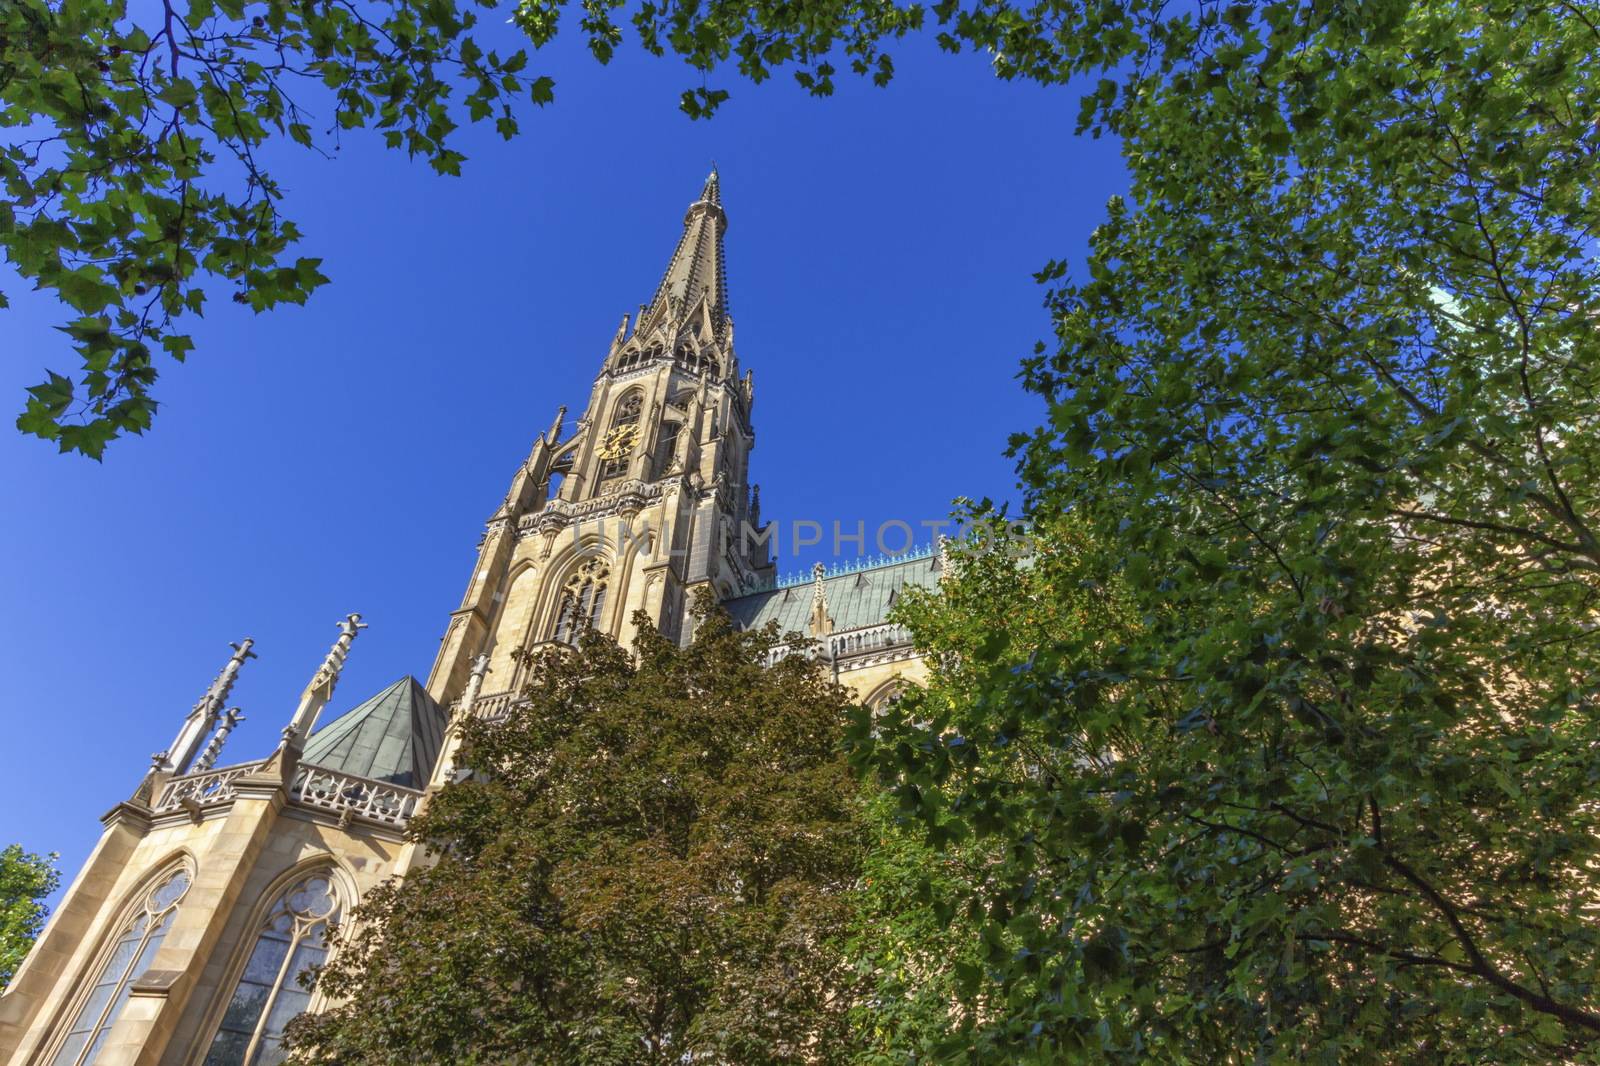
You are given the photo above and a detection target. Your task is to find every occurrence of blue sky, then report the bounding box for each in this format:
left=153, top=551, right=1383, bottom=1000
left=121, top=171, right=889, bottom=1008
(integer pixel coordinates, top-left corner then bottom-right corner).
left=0, top=30, right=1125, bottom=893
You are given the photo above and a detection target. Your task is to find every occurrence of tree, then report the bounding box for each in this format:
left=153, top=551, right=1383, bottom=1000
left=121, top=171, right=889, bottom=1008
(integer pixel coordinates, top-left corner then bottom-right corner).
left=848, top=512, right=1135, bottom=1063
left=854, top=1, right=1600, bottom=1061
left=2, top=0, right=551, bottom=456
left=2, top=0, right=930, bottom=457
left=288, top=600, right=867, bottom=1064
left=0, top=844, right=60, bottom=991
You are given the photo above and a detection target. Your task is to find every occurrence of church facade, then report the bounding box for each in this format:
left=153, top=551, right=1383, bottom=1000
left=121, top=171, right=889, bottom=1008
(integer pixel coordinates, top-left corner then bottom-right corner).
left=0, top=173, right=934, bottom=1066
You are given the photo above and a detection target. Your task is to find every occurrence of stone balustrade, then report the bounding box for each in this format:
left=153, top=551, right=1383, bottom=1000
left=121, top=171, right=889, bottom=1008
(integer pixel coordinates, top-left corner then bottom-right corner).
left=466, top=689, right=527, bottom=722
left=827, top=623, right=912, bottom=659
left=154, top=761, right=265, bottom=812
left=289, top=765, right=422, bottom=827
left=762, top=622, right=915, bottom=667
left=516, top=479, right=665, bottom=532
left=154, top=761, right=425, bottom=828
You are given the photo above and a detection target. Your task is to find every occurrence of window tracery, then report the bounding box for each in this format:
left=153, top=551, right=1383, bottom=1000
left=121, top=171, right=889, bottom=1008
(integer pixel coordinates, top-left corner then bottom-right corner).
left=202, top=872, right=342, bottom=1066
left=868, top=682, right=906, bottom=712
left=552, top=558, right=609, bottom=643
left=50, top=865, right=192, bottom=1066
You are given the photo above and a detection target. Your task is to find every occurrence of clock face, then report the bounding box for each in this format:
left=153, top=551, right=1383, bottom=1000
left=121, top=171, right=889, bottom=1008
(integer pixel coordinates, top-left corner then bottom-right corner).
left=598, top=424, right=637, bottom=461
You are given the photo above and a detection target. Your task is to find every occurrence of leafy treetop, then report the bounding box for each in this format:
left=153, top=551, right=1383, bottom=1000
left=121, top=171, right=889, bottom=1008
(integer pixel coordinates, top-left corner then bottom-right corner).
left=0, top=844, right=60, bottom=991
left=857, top=0, right=1600, bottom=1060
left=288, top=598, right=868, bottom=1065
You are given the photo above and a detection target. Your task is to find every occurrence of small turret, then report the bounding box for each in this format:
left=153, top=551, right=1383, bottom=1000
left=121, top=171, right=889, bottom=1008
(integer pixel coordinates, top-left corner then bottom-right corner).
left=607, top=314, right=630, bottom=361
left=455, top=652, right=492, bottom=722
left=809, top=562, right=832, bottom=637
left=159, top=638, right=256, bottom=776
left=284, top=613, right=368, bottom=744
left=191, top=707, right=245, bottom=773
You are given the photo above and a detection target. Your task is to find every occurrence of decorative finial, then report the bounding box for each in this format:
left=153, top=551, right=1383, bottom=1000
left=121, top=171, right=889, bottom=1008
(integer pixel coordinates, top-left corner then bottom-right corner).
left=456, top=651, right=494, bottom=722
left=192, top=708, right=245, bottom=774
left=311, top=613, right=367, bottom=692
left=547, top=404, right=567, bottom=445
left=697, top=166, right=722, bottom=207
left=286, top=613, right=368, bottom=743
left=160, top=636, right=258, bottom=777
left=809, top=562, right=831, bottom=638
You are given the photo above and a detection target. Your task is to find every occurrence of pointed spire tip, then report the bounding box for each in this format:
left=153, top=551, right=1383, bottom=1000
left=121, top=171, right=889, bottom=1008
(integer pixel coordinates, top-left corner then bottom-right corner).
left=698, top=165, right=722, bottom=206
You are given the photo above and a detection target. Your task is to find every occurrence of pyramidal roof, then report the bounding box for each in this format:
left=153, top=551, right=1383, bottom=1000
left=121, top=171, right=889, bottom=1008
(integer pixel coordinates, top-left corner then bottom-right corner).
left=302, top=676, right=446, bottom=789
left=643, top=169, right=729, bottom=331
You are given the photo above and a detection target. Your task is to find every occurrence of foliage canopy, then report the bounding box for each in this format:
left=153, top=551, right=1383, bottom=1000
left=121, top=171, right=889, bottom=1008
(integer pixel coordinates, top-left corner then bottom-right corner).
left=0, top=844, right=60, bottom=992
left=852, top=0, right=1600, bottom=1061
left=289, top=603, right=867, bottom=1065
left=849, top=512, right=1136, bottom=1063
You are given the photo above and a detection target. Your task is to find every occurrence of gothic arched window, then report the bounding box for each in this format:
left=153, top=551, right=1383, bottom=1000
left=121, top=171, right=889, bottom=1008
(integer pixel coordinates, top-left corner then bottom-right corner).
left=50, top=865, right=192, bottom=1066
left=613, top=391, right=642, bottom=425
left=552, top=559, right=609, bottom=644
left=653, top=421, right=682, bottom=479
left=868, top=682, right=906, bottom=713
left=202, top=872, right=343, bottom=1066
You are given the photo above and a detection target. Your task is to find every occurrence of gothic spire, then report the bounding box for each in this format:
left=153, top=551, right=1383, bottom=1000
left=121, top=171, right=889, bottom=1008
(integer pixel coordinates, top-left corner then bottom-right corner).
left=642, top=168, right=729, bottom=334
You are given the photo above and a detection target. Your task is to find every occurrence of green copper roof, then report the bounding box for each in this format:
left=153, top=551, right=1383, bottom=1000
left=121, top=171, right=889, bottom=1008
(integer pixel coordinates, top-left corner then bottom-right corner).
left=302, top=676, right=445, bottom=788
left=723, top=553, right=942, bottom=635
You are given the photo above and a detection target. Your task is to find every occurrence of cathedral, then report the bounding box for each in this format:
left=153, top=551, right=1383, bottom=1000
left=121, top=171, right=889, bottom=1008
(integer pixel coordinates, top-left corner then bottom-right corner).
left=0, top=172, right=934, bottom=1066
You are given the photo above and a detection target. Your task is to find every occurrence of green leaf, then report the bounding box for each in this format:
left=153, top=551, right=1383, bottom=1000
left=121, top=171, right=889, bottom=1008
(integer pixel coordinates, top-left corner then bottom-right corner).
left=53, top=268, right=118, bottom=313
left=156, top=78, right=198, bottom=108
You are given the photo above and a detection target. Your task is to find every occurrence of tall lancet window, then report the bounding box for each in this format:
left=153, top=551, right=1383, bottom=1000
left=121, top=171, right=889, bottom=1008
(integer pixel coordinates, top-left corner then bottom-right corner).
left=597, top=390, right=643, bottom=486
left=552, top=559, right=609, bottom=644
left=203, top=872, right=342, bottom=1066
left=653, top=420, right=682, bottom=479
left=50, top=865, right=192, bottom=1066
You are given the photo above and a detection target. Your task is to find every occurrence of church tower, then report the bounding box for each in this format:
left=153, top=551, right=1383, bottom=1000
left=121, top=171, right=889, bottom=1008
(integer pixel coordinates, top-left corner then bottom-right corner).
left=423, top=168, right=773, bottom=714
left=0, top=172, right=933, bottom=1066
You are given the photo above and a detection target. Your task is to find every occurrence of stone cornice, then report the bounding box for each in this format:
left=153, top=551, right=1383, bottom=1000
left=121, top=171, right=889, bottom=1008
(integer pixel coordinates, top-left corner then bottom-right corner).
left=836, top=645, right=925, bottom=672
left=515, top=479, right=672, bottom=539
left=99, top=801, right=153, bottom=832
